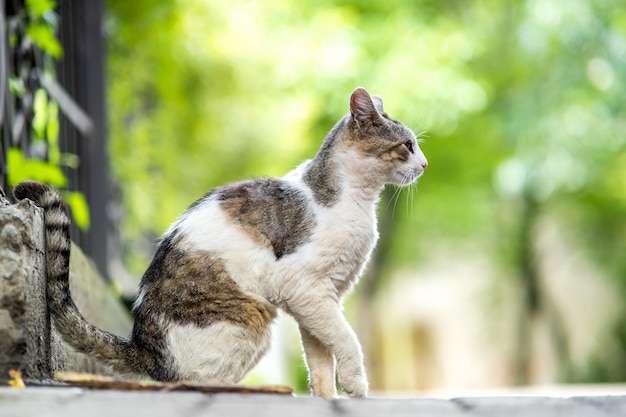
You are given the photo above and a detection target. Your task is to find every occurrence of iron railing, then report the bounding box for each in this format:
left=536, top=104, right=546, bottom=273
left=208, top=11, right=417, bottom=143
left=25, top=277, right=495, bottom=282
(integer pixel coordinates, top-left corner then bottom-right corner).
left=1, top=0, right=109, bottom=279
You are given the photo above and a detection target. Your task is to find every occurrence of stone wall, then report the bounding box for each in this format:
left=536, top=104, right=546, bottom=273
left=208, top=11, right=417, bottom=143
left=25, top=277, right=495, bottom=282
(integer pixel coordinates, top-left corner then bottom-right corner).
left=0, top=193, right=132, bottom=383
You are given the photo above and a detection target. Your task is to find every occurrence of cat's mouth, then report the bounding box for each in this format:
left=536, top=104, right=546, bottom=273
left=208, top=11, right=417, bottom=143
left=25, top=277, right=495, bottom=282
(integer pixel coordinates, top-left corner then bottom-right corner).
left=392, top=168, right=423, bottom=186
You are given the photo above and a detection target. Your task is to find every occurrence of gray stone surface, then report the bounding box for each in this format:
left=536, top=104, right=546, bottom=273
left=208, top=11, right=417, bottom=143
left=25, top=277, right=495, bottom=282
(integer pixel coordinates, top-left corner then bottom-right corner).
left=573, top=396, right=626, bottom=416
left=1, top=388, right=625, bottom=417
left=0, top=198, right=49, bottom=382
left=333, top=397, right=467, bottom=417
left=452, top=396, right=612, bottom=417
left=0, top=195, right=132, bottom=382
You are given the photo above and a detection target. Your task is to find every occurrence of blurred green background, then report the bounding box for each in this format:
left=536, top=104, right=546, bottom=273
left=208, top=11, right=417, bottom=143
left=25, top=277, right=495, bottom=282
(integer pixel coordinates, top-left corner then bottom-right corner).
left=105, top=0, right=626, bottom=393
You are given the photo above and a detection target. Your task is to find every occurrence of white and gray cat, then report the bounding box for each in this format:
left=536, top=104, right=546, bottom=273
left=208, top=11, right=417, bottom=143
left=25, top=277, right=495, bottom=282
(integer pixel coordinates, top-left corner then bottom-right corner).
left=14, top=87, right=427, bottom=399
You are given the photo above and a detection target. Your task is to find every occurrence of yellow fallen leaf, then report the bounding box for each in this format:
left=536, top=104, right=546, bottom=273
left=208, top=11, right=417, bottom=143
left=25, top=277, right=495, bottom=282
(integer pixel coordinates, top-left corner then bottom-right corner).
left=8, top=369, right=25, bottom=388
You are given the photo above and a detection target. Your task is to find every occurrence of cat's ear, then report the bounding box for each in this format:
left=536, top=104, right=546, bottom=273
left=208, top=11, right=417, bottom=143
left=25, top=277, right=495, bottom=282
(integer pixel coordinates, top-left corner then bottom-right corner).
left=371, top=95, right=384, bottom=113
left=350, top=87, right=382, bottom=130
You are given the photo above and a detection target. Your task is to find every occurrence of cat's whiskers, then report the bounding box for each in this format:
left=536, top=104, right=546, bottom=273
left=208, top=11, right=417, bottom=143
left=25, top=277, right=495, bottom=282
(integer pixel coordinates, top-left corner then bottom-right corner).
left=386, top=184, right=403, bottom=219
left=391, top=187, right=404, bottom=218
left=403, top=172, right=416, bottom=220
left=406, top=181, right=418, bottom=223
left=387, top=170, right=413, bottom=218
left=404, top=184, right=411, bottom=219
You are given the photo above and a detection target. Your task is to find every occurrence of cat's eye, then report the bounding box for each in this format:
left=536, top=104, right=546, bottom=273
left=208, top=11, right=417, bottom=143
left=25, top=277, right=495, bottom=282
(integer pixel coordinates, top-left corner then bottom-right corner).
left=405, top=141, right=414, bottom=154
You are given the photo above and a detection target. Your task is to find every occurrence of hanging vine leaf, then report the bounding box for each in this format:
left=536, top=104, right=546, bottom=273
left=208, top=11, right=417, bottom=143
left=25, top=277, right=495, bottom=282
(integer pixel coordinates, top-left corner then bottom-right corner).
left=7, top=148, right=67, bottom=187
left=25, top=0, right=56, bottom=19
left=65, top=191, right=91, bottom=231
left=26, top=23, right=63, bottom=58
left=32, top=88, right=48, bottom=139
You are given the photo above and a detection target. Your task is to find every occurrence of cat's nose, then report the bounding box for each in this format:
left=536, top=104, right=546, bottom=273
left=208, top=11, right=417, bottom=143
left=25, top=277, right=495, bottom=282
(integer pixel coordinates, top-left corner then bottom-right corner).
left=421, top=161, right=428, bottom=170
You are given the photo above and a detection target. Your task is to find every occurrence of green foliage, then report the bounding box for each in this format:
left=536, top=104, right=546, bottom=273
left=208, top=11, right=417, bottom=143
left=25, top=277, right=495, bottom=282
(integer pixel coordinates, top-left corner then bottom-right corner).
left=7, top=1, right=89, bottom=231
left=26, top=23, right=62, bottom=58
left=7, top=148, right=66, bottom=186
left=26, top=0, right=56, bottom=19
left=64, top=191, right=90, bottom=230
left=106, top=0, right=626, bottom=384
left=106, top=0, right=491, bottom=271
left=25, top=0, right=62, bottom=58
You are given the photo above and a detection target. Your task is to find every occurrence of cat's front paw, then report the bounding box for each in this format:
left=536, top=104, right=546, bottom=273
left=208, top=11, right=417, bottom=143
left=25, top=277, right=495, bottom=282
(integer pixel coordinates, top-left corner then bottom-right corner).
left=340, top=372, right=368, bottom=398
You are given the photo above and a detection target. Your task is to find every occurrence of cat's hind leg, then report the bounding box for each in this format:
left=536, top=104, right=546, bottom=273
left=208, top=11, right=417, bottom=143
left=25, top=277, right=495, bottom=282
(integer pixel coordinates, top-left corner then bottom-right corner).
left=166, top=321, right=272, bottom=384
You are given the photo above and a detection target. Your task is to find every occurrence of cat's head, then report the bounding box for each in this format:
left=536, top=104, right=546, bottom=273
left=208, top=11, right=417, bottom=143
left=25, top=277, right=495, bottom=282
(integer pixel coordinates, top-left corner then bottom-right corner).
left=345, top=87, right=427, bottom=187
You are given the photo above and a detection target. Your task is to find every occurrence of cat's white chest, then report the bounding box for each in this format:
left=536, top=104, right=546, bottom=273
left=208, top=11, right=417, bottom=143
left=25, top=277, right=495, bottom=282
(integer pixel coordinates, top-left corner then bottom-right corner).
left=320, top=203, right=377, bottom=255
left=309, top=197, right=378, bottom=292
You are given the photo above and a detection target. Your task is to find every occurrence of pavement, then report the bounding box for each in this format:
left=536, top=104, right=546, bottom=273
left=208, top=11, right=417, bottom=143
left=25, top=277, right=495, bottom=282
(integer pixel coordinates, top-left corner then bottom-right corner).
left=2, top=387, right=626, bottom=417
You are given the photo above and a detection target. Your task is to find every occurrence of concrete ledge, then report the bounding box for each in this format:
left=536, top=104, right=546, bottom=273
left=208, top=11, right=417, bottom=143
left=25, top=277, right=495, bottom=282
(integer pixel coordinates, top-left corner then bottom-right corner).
left=2, top=388, right=626, bottom=417
left=452, top=396, right=609, bottom=417
left=0, top=194, right=132, bottom=382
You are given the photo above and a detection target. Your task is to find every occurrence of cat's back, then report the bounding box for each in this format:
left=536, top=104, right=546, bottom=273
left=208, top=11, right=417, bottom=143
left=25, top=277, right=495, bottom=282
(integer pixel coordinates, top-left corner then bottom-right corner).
left=164, top=166, right=377, bottom=300
left=170, top=175, right=317, bottom=261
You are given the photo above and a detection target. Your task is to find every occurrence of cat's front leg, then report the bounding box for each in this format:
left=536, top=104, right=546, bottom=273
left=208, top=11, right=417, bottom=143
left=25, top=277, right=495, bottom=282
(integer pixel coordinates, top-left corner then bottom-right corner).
left=289, top=299, right=368, bottom=398
left=299, top=325, right=337, bottom=399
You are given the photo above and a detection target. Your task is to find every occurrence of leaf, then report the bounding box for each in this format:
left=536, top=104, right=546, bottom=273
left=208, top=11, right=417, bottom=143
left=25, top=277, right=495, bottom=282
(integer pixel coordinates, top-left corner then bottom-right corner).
left=65, top=191, right=91, bottom=231
left=26, top=0, right=56, bottom=19
left=59, top=153, right=80, bottom=169
left=8, top=148, right=88, bottom=229
left=46, top=100, right=62, bottom=165
left=7, top=148, right=67, bottom=187
left=9, top=77, right=25, bottom=97
left=32, top=88, right=48, bottom=139
left=47, top=100, right=60, bottom=145
left=26, top=23, right=63, bottom=58
left=8, top=370, right=25, bottom=389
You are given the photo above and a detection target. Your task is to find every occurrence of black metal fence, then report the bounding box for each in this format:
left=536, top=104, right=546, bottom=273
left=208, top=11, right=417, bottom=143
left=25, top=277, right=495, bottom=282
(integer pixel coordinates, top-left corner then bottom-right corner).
left=1, top=0, right=109, bottom=279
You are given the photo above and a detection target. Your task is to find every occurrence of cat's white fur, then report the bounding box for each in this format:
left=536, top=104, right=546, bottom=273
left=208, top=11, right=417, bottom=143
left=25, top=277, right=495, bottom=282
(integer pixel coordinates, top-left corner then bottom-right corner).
left=162, top=136, right=427, bottom=398
left=167, top=321, right=271, bottom=384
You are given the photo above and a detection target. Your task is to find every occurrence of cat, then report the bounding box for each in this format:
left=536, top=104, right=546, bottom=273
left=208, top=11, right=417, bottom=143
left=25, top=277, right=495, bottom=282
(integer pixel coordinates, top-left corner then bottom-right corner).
left=14, top=87, right=427, bottom=399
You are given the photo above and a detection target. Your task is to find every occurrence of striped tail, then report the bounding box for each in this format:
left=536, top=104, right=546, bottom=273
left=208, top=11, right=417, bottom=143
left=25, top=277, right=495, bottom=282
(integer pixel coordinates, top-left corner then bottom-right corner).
left=14, top=181, right=139, bottom=374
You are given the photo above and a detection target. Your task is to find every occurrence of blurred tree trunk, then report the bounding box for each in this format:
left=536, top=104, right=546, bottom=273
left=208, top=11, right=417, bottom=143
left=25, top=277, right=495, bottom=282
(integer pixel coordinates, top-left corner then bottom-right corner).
left=513, top=194, right=540, bottom=385
left=513, top=193, right=571, bottom=384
